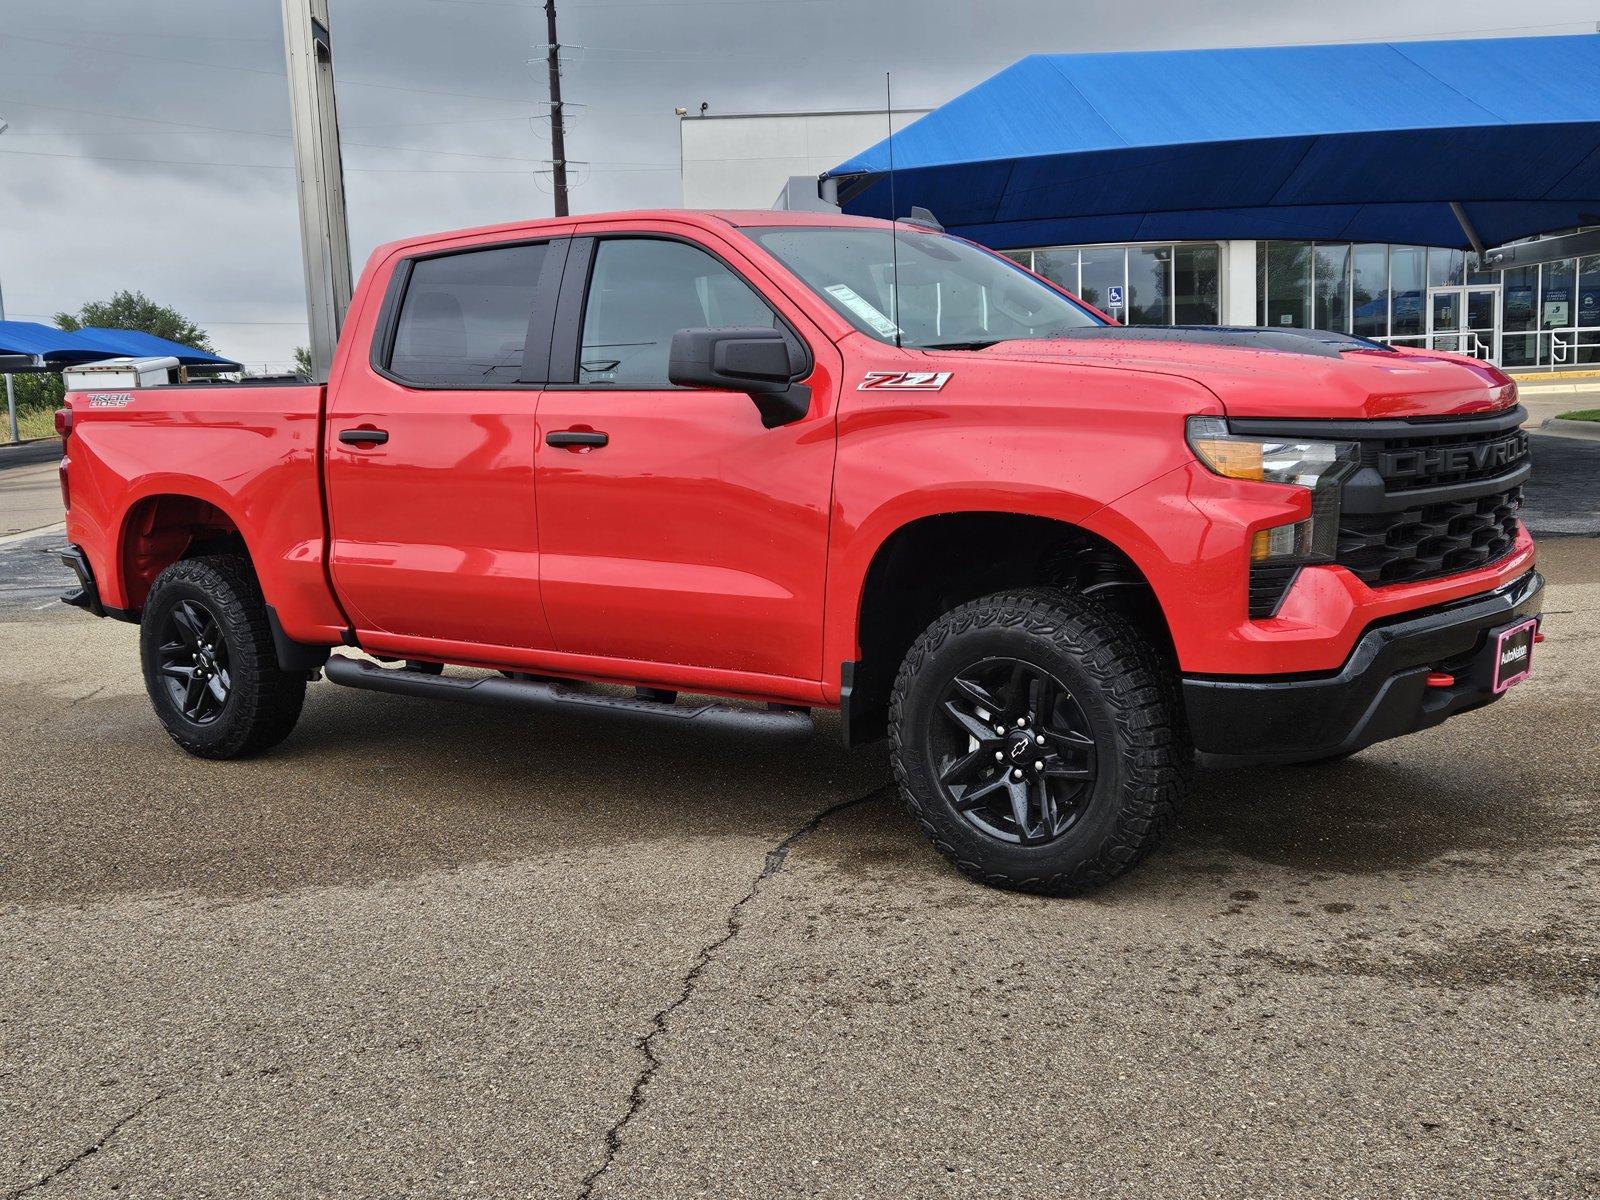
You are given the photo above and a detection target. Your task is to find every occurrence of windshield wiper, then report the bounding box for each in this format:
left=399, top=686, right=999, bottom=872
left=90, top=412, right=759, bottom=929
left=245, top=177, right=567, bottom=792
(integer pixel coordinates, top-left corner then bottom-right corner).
left=919, top=339, right=1003, bottom=350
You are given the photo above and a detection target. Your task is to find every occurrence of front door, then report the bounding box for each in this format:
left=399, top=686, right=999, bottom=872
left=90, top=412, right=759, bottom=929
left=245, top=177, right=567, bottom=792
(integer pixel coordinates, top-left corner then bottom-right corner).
left=325, top=234, right=568, bottom=651
left=532, top=231, right=838, bottom=684
left=1428, top=286, right=1500, bottom=362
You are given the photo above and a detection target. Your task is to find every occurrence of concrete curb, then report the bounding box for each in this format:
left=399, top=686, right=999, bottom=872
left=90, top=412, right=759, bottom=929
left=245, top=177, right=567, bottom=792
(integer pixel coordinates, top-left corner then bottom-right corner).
left=1538, top=418, right=1600, bottom=442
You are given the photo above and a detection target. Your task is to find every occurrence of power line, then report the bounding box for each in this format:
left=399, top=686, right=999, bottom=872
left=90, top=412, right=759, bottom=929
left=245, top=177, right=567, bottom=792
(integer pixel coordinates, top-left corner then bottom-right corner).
left=0, top=146, right=674, bottom=173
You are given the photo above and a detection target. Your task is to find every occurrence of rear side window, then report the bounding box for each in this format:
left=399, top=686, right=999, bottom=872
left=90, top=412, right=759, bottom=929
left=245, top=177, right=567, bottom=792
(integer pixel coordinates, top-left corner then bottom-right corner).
left=578, top=238, right=783, bottom=388
left=389, top=242, right=548, bottom=387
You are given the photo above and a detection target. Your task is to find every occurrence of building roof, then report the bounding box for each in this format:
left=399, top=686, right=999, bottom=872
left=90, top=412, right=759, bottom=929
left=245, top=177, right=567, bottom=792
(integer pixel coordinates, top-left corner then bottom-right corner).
left=0, top=321, right=239, bottom=369
left=824, top=34, right=1600, bottom=250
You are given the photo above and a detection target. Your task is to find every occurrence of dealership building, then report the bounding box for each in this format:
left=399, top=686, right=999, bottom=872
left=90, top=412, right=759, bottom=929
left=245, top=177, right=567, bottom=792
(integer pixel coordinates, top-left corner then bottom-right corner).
left=681, top=34, right=1600, bottom=371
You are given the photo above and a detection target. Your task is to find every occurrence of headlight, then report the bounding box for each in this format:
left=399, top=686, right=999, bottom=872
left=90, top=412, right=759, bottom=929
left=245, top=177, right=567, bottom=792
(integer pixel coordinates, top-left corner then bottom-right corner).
left=1185, top=416, right=1358, bottom=565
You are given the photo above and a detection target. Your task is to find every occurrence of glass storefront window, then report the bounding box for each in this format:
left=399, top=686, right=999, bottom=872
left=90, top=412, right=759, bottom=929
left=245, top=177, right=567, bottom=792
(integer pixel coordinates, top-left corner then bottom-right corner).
left=1032, top=248, right=1078, bottom=295
left=1350, top=244, right=1387, bottom=339
left=1001, top=250, right=1034, bottom=270
left=1256, top=247, right=1267, bottom=326
left=1390, top=247, right=1425, bottom=337
left=1314, top=243, right=1350, bottom=332
left=1006, top=232, right=1600, bottom=370
left=1541, top=258, right=1576, bottom=329
left=1503, top=266, right=1537, bottom=332
left=1264, top=241, right=1313, bottom=328
left=1174, top=244, right=1219, bottom=324
left=1428, top=247, right=1464, bottom=288
left=1127, top=246, right=1172, bottom=325
left=1579, top=257, right=1600, bottom=331
left=1501, top=334, right=1537, bottom=368
left=1078, top=247, right=1124, bottom=316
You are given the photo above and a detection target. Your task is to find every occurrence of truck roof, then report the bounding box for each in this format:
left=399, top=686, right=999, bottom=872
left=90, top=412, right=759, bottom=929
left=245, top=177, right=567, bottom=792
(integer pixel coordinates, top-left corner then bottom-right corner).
left=369, top=208, right=893, bottom=262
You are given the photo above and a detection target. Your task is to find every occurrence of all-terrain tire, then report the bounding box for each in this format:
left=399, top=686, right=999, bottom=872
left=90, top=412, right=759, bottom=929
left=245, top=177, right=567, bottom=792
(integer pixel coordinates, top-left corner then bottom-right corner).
left=889, top=588, right=1192, bottom=895
left=139, top=555, right=306, bottom=759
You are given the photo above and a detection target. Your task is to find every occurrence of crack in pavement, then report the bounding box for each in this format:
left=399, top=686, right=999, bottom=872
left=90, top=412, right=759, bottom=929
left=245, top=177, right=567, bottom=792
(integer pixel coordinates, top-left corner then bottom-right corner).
left=575, top=786, right=888, bottom=1200
left=4, top=1091, right=167, bottom=1199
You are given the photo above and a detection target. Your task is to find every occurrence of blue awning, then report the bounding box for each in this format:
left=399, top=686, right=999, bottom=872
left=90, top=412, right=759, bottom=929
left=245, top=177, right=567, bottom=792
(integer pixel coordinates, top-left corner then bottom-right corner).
left=825, top=34, right=1600, bottom=250
left=0, top=321, right=239, bottom=369
left=73, top=327, right=239, bottom=368
left=0, top=321, right=118, bottom=367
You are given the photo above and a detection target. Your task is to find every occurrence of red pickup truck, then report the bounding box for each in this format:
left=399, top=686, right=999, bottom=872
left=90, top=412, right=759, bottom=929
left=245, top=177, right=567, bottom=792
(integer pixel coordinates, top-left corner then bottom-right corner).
left=54, top=209, right=1541, bottom=894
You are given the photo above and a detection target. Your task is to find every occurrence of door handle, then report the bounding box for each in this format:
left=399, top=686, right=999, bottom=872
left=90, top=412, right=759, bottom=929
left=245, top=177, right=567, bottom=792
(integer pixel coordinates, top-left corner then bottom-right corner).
left=339, top=427, right=389, bottom=446
left=546, top=429, right=609, bottom=449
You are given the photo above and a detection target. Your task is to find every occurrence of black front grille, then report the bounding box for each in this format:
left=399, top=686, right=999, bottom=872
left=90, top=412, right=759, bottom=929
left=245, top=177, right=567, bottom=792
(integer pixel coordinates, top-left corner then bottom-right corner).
left=1337, top=485, right=1522, bottom=586
left=1364, top=426, right=1529, bottom=494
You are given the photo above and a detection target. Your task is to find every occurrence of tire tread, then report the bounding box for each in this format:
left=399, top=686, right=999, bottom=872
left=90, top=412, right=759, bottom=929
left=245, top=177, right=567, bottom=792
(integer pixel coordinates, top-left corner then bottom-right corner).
left=888, top=588, right=1192, bottom=895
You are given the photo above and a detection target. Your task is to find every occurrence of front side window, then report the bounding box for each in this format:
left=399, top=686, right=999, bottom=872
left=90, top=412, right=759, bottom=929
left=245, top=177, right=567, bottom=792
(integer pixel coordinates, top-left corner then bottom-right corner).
left=389, top=242, right=548, bottom=387
left=746, top=225, right=1102, bottom=350
left=578, top=239, right=781, bottom=388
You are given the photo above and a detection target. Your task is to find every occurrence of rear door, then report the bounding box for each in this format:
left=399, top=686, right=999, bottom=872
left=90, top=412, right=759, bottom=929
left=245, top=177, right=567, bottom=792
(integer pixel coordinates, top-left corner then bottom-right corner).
left=533, top=226, right=839, bottom=683
left=325, top=231, right=570, bottom=651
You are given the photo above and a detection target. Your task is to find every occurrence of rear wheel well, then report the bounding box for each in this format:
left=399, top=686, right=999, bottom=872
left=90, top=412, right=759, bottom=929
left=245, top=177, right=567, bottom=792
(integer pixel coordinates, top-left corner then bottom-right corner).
left=120, top=495, right=249, bottom=614
left=847, top=512, right=1172, bottom=746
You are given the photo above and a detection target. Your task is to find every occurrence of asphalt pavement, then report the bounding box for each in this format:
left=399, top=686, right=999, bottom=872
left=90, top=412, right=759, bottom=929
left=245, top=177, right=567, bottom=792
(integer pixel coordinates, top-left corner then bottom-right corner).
left=2, top=425, right=1596, bottom=1197
left=1, top=533, right=1597, bottom=1197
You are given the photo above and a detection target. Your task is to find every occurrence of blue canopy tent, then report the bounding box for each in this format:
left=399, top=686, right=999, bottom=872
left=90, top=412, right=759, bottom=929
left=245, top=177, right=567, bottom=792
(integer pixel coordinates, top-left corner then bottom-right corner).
left=71, top=327, right=240, bottom=368
left=0, top=320, right=239, bottom=370
left=823, top=35, right=1600, bottom=253
left=0, top=321, right=122, bottom=368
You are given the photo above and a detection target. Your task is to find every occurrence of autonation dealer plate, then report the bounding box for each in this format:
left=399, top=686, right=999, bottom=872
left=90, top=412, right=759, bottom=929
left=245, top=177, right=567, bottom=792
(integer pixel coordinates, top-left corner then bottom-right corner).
left=1492, top=618, right=1538, bottom=693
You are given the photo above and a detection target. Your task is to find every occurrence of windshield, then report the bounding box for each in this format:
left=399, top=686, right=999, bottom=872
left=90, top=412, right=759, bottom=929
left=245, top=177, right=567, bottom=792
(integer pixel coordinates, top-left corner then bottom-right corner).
left=745, top=225, right=1104, bottom=349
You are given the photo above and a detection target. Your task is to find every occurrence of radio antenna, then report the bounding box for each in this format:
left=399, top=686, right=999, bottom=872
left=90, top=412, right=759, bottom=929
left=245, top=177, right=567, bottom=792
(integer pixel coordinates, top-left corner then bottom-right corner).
left=885, top=71, right=902, bottom=350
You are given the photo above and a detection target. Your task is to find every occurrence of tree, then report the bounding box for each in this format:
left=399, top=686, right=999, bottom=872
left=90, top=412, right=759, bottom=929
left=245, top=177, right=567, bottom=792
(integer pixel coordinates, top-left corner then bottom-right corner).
left=55, top=289, right=215, bottom=354
left=292, top=346, right=313, bottom=379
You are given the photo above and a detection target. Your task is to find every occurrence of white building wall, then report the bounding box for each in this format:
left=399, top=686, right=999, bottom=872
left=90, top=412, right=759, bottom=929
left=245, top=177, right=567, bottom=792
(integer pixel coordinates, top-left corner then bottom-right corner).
left=679, top=109, right=927, bottom=210
left=1220, top=240, right=1258, bottom=326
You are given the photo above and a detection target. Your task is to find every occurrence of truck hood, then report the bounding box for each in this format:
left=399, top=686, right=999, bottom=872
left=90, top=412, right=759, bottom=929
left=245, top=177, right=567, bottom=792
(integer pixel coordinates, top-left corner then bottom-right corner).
left=979, top=327, right=1518, bottom=420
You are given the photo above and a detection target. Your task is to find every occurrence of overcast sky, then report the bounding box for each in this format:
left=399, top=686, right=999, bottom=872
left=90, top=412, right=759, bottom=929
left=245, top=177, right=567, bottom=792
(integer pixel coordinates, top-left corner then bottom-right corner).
left=1, top=0, right=1595, bottom=366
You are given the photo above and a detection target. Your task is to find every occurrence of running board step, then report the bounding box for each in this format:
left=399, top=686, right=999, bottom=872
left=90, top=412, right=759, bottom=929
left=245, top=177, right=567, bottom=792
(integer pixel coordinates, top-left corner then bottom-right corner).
left=323, top=656, right=814, bottom=741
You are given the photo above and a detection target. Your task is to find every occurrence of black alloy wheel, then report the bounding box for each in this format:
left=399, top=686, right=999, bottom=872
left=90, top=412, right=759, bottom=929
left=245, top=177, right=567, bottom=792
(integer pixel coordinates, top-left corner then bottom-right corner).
left=931, top=656, right=1098, bottom=846
left=889, top=588, right=1192, bottom=895
left=155, top=598, right=233, bottom=724
left=139, top=555, right=307, bottom=759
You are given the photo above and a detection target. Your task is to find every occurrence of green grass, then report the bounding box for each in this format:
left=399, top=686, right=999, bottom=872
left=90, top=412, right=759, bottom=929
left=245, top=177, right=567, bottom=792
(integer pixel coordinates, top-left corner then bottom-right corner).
left=4, top=407, right=58, bottom=442
left=1555, top=409, right=1600, bottom=422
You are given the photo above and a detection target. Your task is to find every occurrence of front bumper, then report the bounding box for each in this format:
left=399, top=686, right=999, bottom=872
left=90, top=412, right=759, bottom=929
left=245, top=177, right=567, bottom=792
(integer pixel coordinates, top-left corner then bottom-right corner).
left=1183, top=568, right=1543, bottom=762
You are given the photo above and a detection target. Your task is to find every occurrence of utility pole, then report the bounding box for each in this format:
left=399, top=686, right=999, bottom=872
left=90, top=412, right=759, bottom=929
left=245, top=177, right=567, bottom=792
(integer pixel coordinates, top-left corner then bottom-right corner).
left=0, top=116, right=15, bottom=444
left=280, top=0, right=353, bottom=383
left=544, top=0, right=569, bottom=217
left=0, top=274, right=16, bottom=445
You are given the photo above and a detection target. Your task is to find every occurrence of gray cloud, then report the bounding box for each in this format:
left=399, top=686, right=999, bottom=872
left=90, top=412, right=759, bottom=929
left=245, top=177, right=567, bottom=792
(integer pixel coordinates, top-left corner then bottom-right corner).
left=1, top=0, right=1593, bottom=365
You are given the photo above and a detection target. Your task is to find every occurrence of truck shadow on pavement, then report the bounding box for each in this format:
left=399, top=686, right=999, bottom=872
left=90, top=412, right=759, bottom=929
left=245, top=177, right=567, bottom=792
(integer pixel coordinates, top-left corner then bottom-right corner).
left=6, top=676, right=1574, bottom=908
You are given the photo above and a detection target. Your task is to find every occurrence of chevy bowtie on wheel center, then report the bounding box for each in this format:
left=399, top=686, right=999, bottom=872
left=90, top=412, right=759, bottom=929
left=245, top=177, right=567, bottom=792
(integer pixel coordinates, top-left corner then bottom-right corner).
left=52, top=209, right=1540, bottom=894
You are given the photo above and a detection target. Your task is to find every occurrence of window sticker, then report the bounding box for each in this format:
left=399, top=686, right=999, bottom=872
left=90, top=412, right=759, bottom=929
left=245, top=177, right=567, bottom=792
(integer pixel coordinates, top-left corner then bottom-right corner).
left=824, top=283, right=901, bottom=339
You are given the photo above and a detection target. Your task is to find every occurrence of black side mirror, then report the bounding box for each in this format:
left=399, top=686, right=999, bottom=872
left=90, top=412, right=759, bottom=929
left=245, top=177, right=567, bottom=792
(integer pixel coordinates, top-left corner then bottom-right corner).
left=667, top=326, right=810, bottom=428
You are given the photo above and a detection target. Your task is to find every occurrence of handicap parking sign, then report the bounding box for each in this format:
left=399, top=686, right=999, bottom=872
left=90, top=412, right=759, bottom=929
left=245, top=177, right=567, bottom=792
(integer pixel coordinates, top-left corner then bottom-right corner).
left=1107, top=284, right=1124, bottom=309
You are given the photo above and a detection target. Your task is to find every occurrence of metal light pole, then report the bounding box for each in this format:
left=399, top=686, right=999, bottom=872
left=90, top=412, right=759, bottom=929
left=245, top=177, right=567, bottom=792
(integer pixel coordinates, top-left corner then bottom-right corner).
left=0, top=116, right=16, bottom=445
left=280, top=0, right=353, bottom=383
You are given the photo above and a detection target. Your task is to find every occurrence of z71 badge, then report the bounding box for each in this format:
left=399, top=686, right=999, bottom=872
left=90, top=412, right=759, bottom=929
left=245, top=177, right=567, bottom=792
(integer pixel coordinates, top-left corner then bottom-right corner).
left=858, top=370, right=952, bottom=392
